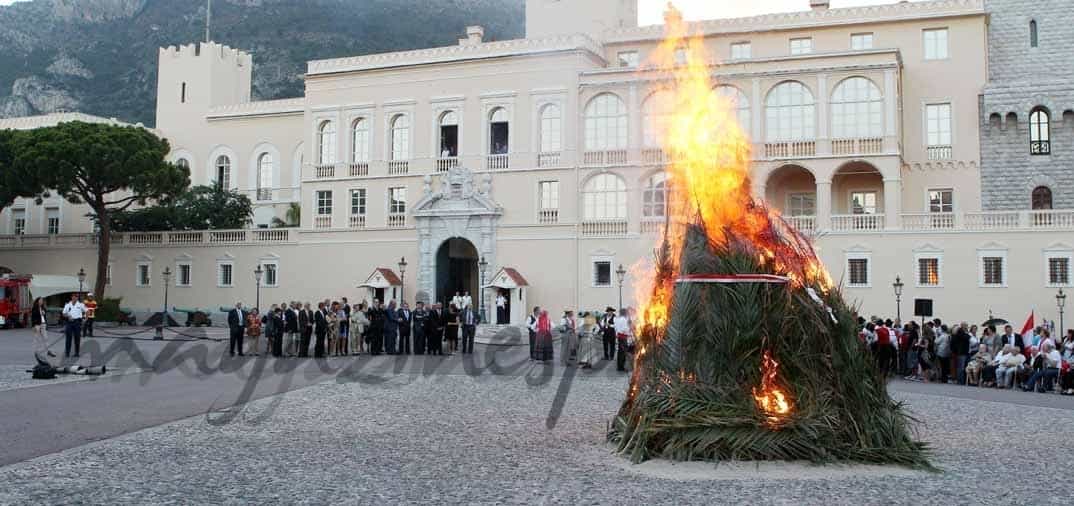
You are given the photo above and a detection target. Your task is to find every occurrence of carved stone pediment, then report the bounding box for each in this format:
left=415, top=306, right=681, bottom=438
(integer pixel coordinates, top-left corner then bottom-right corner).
left=412, top=167, right=502, bottom=218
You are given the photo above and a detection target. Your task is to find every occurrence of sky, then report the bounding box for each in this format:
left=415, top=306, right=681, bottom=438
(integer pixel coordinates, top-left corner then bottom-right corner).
left=0, top=0, right=922, bottom=20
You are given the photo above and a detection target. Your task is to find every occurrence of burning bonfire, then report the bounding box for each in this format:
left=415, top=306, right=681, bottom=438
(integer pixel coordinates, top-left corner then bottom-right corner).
left=608, top=6, right=930, bottom=467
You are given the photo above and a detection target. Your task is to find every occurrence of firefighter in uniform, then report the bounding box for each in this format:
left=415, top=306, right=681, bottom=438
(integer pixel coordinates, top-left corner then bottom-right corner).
left=83, top=293, right=98, bottom=337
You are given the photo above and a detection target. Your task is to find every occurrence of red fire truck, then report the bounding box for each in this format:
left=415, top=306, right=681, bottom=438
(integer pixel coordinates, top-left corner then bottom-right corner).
left=0, top=275, right=32, bottom=328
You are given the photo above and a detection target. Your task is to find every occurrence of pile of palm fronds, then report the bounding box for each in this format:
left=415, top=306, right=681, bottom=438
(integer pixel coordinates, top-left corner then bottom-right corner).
left=609, top=220, right=931, bottom=468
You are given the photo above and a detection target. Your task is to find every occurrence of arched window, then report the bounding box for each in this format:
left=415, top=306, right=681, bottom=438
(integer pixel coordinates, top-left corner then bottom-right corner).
left=584, top=93, right=628, bottom=151
left=176, top=158, right=191, bottom=170
left=765, top=81, right=815, bottom=141
left=215, top=155, right=231, bottom=190
left=1030, top=20, right=1038, bottom=48
left=351, top=118, right=370, bottom=162
left=642, top=91, right=674, bottom=148
left=830, top=77, right=883, bottom=139
left=390, top=114, right=410, bottom=161
left=1032, top=186, right=1053, bottom=210
left=1030, top=108, right=1050, bottom=155
left=642, top=172, right=669, bottom=218
left=257, top=153, right=274, bottom=201
left=438, top=111, right=458, bottom=157
left=714, top=85, right=751, bottom=134
left=539, top=104, right=561, bottom=153
left=318, top=120, right=336, bottom=165
left=583, top=173, right=627, bottom=220
left=489, top=107, right=509, bottom=154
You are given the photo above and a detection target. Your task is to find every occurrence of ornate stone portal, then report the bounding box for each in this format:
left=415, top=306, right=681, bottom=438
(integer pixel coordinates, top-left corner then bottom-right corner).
left=412, top=167, right=502, bottom=307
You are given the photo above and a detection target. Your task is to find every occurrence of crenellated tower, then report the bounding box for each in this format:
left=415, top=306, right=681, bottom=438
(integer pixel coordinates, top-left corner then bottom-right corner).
left=155, top=41, right=252, bottom=133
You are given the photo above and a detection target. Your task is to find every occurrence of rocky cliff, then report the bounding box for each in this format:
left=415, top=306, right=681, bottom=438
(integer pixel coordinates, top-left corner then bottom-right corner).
left=0, top=0, right=524, bottom=125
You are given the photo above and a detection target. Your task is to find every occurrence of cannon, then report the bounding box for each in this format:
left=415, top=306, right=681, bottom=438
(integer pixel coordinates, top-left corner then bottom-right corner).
left=172, top=307, right=213, bottom=327
left=117, top=308, right=137, bottom=326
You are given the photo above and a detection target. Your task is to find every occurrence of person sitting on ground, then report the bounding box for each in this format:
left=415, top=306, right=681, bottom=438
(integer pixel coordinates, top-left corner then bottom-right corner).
left=995, top=345, right=1025, bottom=389
left=1023, top=341, right=1062, bottom=393
left=965, top=343, right=992, bottom=386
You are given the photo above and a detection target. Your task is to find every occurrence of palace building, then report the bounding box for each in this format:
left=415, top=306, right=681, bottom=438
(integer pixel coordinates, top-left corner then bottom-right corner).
left=0, top=0, right=1070, bottom=325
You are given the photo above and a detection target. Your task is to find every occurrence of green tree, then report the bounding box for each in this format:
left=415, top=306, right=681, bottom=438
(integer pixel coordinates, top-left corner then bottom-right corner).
left=110, top=185, right=253, bottom=232
left=15, top=122, right=189, bottom=298
left=0, top=129, right=46, bottom=214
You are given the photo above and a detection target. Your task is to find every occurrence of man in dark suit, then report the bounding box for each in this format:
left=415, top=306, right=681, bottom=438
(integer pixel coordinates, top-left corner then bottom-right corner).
left=398, top=302, right=413, bottom=355
left=412, top=302, right=428, bottom=355
left=367, top=301, right=384, bottom=355
left=428, top=303, right=444, bottom=355
left=600, top=307, right=616, bottom=361
left=314, top=302, right=329, bottom=358
left=384, top=302, right=399, bottom=355
left=298, top=302, right=313, bottom=357
left=270, top=307, right=285, bottom=357
left=284, top=302, right=300, bottom=356
left=1001, top=324, right=1025, bottom=353
left=460, top=305, right=477, bottom=354
left=227, top=303, right=245, bottom=357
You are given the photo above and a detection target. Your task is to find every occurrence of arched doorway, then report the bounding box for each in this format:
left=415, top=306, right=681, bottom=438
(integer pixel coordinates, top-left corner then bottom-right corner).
left=436, top=238, right=479, bottom=307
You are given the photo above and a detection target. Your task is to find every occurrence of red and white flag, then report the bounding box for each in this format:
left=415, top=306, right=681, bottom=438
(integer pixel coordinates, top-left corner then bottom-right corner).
left=1020, top=311, right=1035, bottom=356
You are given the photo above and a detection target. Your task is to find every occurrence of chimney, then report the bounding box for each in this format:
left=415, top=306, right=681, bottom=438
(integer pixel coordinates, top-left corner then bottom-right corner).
left=810, top=0, right=830, bottom=10
left=459, top=25, right=485, bottom=46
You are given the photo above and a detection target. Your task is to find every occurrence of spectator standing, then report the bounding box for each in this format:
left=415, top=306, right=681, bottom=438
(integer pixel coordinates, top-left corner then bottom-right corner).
left=534, top=310, right=554, bottom=363
left=383, top=301, right=399, bottom=355
left=350, top=302, right=369, bottom=355
left=398, top=302, right=413, bottom=355
left=61, top=293, right=86, bottom=358
left=952, top=323, right=971, bottom=385
left=614, top=308, right=632, bottom=372
left=495, top=292, right=507, bottom=324
left=411, top=302, right=428, bottom=355
left=460, top=304, right=476, bottom=354
left=935, top=325, right=952, bottom=383
left=83, top=293, right=97, bottom=337
left=227, top=302, right=246, bottom=357
left=560, top=310, right=578, bottom=366
left=299, top=303, right=313, bottom=357
left=245, top=309, right=262, bottom=355
left=527, top=307, right=540, bottom=361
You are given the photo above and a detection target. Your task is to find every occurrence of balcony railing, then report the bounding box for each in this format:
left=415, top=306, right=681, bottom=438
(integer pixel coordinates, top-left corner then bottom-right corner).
left=901, top=212, right=955, bottom=231
left=764, top=141, right=816, bottom=158
left=256, top=188, right=273, bottom=201
left=387, top=214, right=407, bottom=229
left=831, top=137, right=883, bottom=155
left=641, top=148, right=667, bottom=165
left=313, top=216, right=332, bottom=229
left=538, top=209, right=559, bottom=224
left=580, top=220, right=628, bottom=237
left=349, top=214, right=367, bottom=229
left=1030, top=210, right=1074, bottom=228
left=0, top=229, right=296, bottom=249
left=962, top=211, right=1020, bottom=230
left=436, top=157, right=458, bottom=172
left=583, top=150, right=628, bottom=166
left=831, top=213, right=884, bottom=232
left=537, top=152, right=561, bottom=168
left=783, top=215, right=816, bottom=233
left=640, top=219, right=665, bottom=234
left=927, top=145, right=952, bottom=160
left=486, top=154, right=509, bottom=170
left=387, top=160, right=409, bottom=176
left=314, top=164, right=336, bottom=179
left=349, top=162, right=369, bottom=177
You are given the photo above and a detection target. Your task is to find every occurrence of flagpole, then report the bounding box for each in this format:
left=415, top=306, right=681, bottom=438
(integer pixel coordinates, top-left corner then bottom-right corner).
left=205, top=0, right=212, bottom=43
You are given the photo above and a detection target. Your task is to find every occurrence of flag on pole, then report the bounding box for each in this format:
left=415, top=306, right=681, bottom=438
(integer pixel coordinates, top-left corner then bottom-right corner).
left=1019, top=310, right=1035, bottom=356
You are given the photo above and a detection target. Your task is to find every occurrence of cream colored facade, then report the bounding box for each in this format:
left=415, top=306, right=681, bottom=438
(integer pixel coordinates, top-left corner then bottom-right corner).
left=1, top=0, right=1071, bottom=326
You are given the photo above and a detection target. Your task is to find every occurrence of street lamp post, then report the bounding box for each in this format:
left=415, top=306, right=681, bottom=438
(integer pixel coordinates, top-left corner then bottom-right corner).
left=892, top=275, right=904, bottom=322
left=77, top=267, right=86, bottom=296
left=153, top=267, right=172, bottom=340
left=1058, top=288, right=1067, bottom=338
left=162, top=267, right=171, bottom=313
left=398, top=257, right=408, bottom=303
left=616, top=264, right=627, bottom=311
left=478, top=256, right=489, bottom=324
left=254, top=265, right=264, bottom=313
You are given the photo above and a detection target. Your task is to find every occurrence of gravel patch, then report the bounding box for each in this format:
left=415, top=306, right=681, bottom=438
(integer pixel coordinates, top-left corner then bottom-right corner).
left=0, top=373, right=1070, bottom=505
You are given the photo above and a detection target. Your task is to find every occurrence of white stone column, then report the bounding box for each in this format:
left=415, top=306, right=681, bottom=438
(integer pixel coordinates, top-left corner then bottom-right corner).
left=883, top=178, right=902, bottom=230
left=815, top=180, right=832, bottom=231
left=883, top=69, right=898, bottom=152
left=816, top=74, right=829, bottom=155
left=628, top=84, right=641, bottom=160
left=751, top=78, right=763, bottom=151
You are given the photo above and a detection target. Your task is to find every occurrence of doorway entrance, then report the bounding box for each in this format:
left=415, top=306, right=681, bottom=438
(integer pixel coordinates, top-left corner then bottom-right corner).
left=436, top=238, right=478, bottom=308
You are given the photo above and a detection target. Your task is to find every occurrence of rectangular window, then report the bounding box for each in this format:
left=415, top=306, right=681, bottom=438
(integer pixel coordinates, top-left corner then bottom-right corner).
left=928, top=189, right=954, bottom=213
left=981, top=256, right=1005, bottom=286
left=593, top=261, right=612, bottom=287
left=136, top=264, right=151, bottom=287
left=730, top=42, right=751, bottom=59
left=12, top=209, right=25, bottom=235
left=790, top=37, right=813, bottom=55
left=177, top=263, right=192, bottom=287
left=788, top=193, right=816, bottom=216
left=917, top=257, right=940, bottom=286
left=350, top=188, right=367, bottom=216
left=261, top=262, right=278, bottom=288
left=316, top=190, right=333, bottom=216
left=923, top=28, right=949, bottom=60
left=850, top=191, right=877, bottom=215
left=617, top=51, right=638, bottom=68
left=1048, top=256, right=1071, bottom=286
left=46, top=207, right=60, bottom=235
left=389, top=187, right=407, bottom=214
left=851, top=33, right=874, bottom=50
left=848, top=258, right=869, bottom=287
left=925, top=103, right=952, bottom=158
left=217, top=263, right=234, bottom=288
left=539, top=181, right=559, bottom=210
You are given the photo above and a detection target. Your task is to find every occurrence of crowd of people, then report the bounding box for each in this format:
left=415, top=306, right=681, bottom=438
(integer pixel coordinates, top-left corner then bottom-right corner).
left=524, top=306, right=636, bottom=372
left=859, top=316, right=1074, bottom=395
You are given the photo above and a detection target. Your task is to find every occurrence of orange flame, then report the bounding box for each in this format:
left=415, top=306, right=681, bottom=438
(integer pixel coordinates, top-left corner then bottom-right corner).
left=752, top=349, right=792, bottom=424
left=632, top=5, right=833, bottom=335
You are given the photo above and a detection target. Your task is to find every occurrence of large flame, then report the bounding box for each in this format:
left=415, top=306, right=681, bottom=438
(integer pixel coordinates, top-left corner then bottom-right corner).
left=752, top=349, right=792, bottom=424
left=632, top=6, right=833, bottom=337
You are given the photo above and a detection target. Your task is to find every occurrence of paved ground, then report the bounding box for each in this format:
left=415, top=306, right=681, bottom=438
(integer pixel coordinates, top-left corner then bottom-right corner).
left=0, top=327, right=1071, bottom=504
